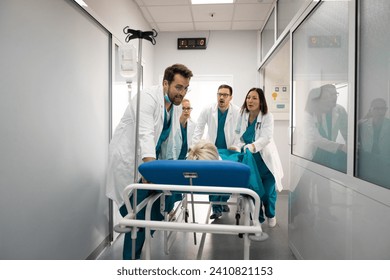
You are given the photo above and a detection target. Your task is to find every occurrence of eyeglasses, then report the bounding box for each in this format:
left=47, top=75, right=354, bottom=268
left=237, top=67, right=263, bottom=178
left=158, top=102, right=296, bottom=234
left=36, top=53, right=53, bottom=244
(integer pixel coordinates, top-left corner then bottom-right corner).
left=174, top=85, right=190, bottom=93
left=217, top=93, right=230, bottom=98
left=321, top=92, right=339, bottom=100
left=182, top=107, right=193, bottom=111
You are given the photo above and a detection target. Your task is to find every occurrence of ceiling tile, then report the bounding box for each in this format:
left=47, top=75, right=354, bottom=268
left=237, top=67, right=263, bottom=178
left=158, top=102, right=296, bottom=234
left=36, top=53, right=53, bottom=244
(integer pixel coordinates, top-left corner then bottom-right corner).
left=134, top=0, right=145, bottom=6
left=147, top=6, right=193, bottom=23
left=139, top=6, right=153, bottom=22
left=192, top=5, right=234, bottom=22
left=157, top=22, right=195, bottom=32
left=233, top=3, right=272, bottom=21
left=235, top=0, right=274, bottom=4
left=195, top=21, right=232, bottom=31
left=140, top=0, right=190, bottom=6
left=133, top=0, right=274, bottom=32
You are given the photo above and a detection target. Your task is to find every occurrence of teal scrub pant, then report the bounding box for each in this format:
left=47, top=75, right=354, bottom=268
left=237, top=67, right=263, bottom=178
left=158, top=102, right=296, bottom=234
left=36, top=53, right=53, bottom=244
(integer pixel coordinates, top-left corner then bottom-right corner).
left=209, top=194, right=229, bottom=213
left=253, top=152, right=277, bottom=223
left=119, top=189, right=175, bottom=260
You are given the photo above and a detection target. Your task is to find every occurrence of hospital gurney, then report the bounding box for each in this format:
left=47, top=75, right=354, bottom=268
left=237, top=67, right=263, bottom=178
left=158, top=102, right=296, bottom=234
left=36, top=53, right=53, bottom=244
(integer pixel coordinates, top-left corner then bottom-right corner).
left=114, top=160, right=268, bottom=260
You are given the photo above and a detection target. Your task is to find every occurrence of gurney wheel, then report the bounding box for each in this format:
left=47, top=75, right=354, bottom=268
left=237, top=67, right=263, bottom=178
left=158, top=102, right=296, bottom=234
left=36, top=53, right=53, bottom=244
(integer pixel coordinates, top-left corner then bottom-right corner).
left=114, top=224, right=132, bottom=233
left=249, top=232, right=269, bottom=242
left=235, top=213, right=241, bottom=224
left=235, top=213, right=243, bottom=238
left=184, top=209, right=189, bottom=223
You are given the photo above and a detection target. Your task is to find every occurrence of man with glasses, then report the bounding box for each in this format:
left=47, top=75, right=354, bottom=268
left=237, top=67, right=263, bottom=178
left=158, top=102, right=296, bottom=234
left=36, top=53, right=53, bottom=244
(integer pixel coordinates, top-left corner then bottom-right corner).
left=106, top=63, right=193, bottom=259
left=192, top=84, right=240, bottom=219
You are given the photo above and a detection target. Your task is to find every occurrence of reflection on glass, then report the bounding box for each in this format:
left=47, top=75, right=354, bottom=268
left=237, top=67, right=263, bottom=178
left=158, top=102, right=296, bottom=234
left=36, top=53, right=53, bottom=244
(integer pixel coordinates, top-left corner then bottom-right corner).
left=303, top=84, right=348, bottom=172
left=356, top=0, right=390, bottom=189
left=261, top=8, right=275, bottom=59
left=292, top=1, right=349, bottom=173
left=357, top=98, right=390, bottom=188
left=277, top=0, right=307, bottom=37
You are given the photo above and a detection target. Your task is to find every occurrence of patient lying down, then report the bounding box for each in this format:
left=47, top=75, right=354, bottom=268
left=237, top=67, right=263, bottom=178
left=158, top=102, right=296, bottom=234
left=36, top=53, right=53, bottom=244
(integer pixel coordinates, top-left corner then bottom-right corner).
left=187, top=140, right=220, bottom=160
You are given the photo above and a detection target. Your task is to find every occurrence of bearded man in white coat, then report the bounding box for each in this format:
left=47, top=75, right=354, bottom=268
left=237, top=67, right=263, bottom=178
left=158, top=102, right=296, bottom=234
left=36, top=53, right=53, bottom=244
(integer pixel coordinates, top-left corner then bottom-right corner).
left=106, top=63, right=193, bottom=259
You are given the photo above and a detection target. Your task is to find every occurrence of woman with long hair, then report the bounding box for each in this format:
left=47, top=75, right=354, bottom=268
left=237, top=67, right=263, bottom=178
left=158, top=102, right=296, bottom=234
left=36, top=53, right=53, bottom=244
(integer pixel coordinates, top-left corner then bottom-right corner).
left=232, top=88, right=284, bottom=227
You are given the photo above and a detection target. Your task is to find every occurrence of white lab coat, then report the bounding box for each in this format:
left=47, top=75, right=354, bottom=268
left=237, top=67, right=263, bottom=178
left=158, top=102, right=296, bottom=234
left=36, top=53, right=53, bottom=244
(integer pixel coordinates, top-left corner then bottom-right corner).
left=105, top=85, right=182, bottom=207
left=192, top=103, right=240, bottom=147
left=233, top=112, right=284, bottom=192
left=161, top=116, right=196, bottom=160
left=297, top=104, right=348, bottom=160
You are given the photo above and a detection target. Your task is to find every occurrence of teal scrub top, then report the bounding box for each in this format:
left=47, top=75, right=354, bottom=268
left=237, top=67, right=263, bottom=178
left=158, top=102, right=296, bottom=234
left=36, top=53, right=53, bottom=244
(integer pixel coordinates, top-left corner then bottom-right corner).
left=241, top=119, right=272, bottom=179
left=215, top=109, right=228, bottom=149
left=241, top=119, right=256, bottom=145
left=155, top=108, right=173, bottom=159
left=178, top=124, right=188, bottom=160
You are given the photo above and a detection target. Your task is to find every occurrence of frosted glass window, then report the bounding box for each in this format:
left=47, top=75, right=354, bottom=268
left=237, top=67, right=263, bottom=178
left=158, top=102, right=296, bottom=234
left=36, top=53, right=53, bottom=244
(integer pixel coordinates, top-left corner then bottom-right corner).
left=261, top=8, right=275, bottom=59
left=277, top=0, right=306, bottom=37
left=292, top=1, right=349, bottom=173
left=356, top=0, right=390, bottom=189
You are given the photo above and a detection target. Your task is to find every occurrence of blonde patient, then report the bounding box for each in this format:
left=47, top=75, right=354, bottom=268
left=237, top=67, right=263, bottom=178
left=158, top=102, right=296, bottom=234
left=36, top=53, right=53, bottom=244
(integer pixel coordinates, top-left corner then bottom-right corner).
left=187, top=140, right=219, bottom=160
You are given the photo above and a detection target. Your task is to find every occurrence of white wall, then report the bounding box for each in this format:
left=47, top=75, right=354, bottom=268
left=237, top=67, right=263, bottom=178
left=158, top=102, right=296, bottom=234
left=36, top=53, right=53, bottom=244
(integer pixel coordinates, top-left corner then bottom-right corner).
left=153, top=31, right=259, bottom=106
left=0, top=0, right=109, bottom=259
left=84, top=0, right=155, bottom=87
left=0, top=0, right=153, bottom=260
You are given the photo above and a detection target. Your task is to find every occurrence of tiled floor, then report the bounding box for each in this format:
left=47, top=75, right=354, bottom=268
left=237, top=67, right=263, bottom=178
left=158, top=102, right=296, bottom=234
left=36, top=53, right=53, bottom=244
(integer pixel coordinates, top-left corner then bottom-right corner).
left=97, top=192, right=296, bottom=260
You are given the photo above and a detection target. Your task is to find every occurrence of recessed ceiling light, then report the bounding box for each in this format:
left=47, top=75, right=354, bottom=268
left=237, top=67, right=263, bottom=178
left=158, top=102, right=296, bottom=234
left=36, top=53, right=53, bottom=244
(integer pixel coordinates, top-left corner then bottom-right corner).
left=191, top=0, right=234, bottom=4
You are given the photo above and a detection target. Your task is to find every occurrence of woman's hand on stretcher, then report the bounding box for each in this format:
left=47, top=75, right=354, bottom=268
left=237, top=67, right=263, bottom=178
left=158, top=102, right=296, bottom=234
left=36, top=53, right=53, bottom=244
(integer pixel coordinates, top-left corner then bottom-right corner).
left=141, top=176, right=151, bottom=184
left=141, top=157, right=155, bottom=183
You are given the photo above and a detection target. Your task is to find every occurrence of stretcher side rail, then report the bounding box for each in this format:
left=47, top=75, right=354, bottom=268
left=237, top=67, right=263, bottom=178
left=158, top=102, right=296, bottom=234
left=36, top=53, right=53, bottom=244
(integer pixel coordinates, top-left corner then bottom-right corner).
left=115, top=183, right=268, bottom=259
left=121, top=183, right=262, bottom=220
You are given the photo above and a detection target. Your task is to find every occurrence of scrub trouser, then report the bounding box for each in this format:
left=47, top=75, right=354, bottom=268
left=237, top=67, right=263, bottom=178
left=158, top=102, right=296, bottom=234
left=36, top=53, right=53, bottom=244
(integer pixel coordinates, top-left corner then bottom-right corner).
left=254, top=153, right=277, bottom=223
left=119, top=189, right=175, bottom=260
left=209, top=194, right=229, bottom=213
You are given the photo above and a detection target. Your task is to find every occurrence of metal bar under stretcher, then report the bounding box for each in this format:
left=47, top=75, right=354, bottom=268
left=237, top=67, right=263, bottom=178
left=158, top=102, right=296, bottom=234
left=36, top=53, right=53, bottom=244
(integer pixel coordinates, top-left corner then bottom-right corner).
left=118, top=218, right=263, bottom=235
left=122, top=183, right=262, bottom=222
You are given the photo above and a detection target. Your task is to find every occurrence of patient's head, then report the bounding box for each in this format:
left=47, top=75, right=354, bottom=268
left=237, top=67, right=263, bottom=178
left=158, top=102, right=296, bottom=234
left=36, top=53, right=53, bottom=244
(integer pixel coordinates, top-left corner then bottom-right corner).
left=187, top=140, right=219, bottom=160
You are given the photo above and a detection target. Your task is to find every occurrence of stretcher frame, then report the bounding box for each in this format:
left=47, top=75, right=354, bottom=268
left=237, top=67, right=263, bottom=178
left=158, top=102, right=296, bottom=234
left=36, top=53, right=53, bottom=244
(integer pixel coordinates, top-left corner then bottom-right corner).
left=115, top=160, right=269, bottom=260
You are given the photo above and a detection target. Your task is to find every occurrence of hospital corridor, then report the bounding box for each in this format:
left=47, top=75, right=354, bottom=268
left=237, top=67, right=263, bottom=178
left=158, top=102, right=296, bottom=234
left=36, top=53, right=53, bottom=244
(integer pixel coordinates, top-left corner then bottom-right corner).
left=1, top=0, right=390, bottom=265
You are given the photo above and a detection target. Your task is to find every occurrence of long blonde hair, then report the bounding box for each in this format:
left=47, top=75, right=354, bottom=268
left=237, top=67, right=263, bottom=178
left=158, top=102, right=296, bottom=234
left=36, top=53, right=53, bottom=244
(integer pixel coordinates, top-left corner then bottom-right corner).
left=187, top=140, right=219, bottom=160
